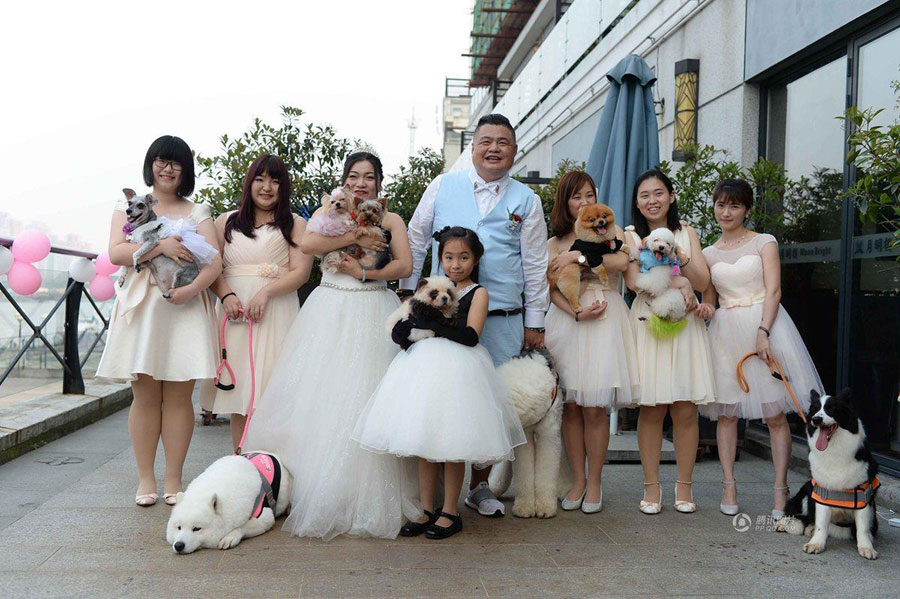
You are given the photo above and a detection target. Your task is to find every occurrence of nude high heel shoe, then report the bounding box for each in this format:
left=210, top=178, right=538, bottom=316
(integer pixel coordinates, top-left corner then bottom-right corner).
left=674, top=480, right=696, bottom=514
left=639, top=481, right=662, bottom=514
left=772, top=485, right=790, bottom=520
left=719, top=480, right=738, bottom=516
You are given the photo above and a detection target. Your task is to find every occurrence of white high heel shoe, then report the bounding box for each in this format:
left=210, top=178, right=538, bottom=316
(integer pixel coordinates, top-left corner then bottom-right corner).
left=639, top=481, right=662, bottom=515
left=719, top=479, right=738, bottom=516
left=674, top=480, right=696, bottom=514
left=561, top=488, right=586, bottom=511
left=581, top=486, right=603, bottom=514
left=772, top=485, right=790, bottom=520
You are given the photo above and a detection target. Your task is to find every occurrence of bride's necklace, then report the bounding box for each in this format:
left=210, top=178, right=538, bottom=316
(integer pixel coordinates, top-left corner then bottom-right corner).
left=718, top=230, right=750, bottom=249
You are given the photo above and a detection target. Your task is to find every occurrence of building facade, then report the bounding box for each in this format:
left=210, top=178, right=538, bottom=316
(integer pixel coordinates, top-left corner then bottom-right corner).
left=452, top=0, right=900, bottom=473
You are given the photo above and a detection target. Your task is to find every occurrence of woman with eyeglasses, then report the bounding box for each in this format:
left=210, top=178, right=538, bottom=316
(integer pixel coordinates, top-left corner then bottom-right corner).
left=97, top=135, right=222, bottom=508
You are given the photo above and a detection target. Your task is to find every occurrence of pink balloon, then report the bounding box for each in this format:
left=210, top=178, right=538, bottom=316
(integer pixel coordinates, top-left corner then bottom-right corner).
left=6, top=261, right=42, bottom=295
left=89, top=274, right=116, bottom=301
left=11, top=230, right=51, bottom=263
left=94, top=251, right=119, bottom=276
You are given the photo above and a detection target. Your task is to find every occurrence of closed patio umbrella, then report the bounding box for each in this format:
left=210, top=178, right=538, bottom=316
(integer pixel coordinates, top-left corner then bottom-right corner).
left=586, top=54, right=660, bottom=227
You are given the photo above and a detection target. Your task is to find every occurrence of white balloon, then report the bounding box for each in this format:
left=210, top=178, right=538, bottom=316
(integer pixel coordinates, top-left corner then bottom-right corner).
left=0, top=246, right=12, bottom=276
left=68, top=257, right=96, bottom=284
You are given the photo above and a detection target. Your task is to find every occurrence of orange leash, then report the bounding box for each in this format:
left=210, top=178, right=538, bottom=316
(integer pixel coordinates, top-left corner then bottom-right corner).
left=736, top=351, right=807, bottom=423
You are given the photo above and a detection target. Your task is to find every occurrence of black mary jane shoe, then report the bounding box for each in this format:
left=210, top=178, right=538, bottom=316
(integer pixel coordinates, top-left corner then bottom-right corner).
left=425, top=511, right=463, bottom=540
left=400, top=509, right=438, bottom=537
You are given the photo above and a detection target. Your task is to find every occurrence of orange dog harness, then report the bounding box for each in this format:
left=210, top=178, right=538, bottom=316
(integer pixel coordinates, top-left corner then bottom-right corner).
left=811, top=478, right=880, bottom=510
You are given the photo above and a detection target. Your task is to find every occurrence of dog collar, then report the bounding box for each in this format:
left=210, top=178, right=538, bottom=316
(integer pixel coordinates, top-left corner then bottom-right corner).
left=811, top=477, right=880, bottom=510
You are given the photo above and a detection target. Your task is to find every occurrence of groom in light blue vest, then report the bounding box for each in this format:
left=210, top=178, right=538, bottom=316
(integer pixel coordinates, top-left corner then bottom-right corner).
left=401, top=113, right=549, bottom=517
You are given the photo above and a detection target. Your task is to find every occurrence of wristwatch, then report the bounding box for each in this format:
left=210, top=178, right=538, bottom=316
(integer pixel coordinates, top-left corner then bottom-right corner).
left=525, top=327, right=545, bottom=333
left=577, top=254, right=587, bottom=265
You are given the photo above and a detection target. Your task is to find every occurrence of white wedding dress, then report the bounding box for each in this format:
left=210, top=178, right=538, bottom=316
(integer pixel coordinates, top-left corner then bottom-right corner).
left=243, top=271, right=421, bottom=540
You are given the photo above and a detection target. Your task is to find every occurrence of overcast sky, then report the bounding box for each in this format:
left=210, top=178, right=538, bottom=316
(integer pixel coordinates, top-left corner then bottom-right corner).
left=0, top=0, right=473, bottom=252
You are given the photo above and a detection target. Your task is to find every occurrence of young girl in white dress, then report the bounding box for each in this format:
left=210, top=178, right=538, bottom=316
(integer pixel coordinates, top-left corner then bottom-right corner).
left=697, top=179, right=823, bottom=518
left=354, top=227, right=525, bottom=539
left=96, top=135, right=221, bottom=507
left=242, top=150, right=422, bottom=540
left=200, top=154, right=312, bottom=450
left=622, top=169, right=717, bottom=515
left=545, top=171, right=639, bottom=513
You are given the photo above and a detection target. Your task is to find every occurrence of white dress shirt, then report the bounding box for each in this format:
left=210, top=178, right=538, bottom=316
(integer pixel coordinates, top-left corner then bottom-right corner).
left=400, top=169, right=550, bottom=328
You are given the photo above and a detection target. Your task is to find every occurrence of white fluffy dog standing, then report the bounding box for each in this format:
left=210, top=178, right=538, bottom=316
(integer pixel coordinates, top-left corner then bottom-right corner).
left=166, top=453, right=291, bottom=554
left=490, top=350, right=563, bottom=518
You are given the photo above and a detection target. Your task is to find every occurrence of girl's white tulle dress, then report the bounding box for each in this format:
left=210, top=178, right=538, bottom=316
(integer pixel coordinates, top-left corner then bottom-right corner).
left=353, top=284, right=526, bottom=464
left=701, top=234, right=823, bottom=420
left=242, top=271, right=420, bottom=540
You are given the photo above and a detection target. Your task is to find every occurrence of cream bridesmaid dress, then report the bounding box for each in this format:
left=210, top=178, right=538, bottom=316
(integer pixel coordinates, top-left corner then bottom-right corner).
left=626, top=224, right=716, bottom=405
left=96, top=200, right=218, bottom=383
left=200, top=217, right=300, bottom=415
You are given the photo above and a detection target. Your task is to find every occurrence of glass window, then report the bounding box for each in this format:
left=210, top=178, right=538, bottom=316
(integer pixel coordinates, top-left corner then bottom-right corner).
left=782, top=57, right=847, bottom=180
left=765, top=56, right=848, bottom=403
left=850, top=25, right=900, bottom=456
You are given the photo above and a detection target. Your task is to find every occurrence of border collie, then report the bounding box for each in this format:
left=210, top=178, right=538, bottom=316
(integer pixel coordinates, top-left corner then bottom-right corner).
left=775, top=389, right=880, bottom=559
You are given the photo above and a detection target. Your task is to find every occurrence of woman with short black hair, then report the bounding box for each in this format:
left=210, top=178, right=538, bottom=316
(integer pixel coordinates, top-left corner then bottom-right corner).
left=97, top=135, right=221, bottom=508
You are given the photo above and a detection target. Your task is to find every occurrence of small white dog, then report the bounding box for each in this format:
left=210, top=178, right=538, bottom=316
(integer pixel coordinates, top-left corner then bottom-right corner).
left=634, top=227, right=686, bottom=321
left=490, top=350, right=563, bottom=518
left=166, top=452, right=291, bottom=554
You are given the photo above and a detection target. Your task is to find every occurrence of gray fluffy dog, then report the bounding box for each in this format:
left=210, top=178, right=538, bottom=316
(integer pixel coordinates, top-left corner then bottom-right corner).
left=122, top=188, right=200, bottom=298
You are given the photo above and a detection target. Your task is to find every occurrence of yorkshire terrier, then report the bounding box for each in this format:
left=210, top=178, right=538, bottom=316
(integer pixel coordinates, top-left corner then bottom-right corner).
left=347, top=197, right=392, bottom=271
left=547, top=203, right=623, bottom=314
left=306, top=186, right=358, bottom=273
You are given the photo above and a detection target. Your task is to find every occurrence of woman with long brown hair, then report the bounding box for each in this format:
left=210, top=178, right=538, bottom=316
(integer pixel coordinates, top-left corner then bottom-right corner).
left=200, top=154, right=312, bottom=450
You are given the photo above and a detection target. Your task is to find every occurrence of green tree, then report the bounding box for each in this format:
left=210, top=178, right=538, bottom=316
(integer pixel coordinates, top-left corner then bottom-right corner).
left=193, top=106, right=355, bottom=218
left=383, top=148, right=444, bottom=223
left=518, top=158, right=586, bottom=233
left=843, top=79, right=900, bottom=259
left=382, top=148, right=445, bottom=279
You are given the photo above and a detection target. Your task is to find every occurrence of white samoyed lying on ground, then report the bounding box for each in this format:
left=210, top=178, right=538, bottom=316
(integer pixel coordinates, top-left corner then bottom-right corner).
left=166, top=452, right=291, bottom=554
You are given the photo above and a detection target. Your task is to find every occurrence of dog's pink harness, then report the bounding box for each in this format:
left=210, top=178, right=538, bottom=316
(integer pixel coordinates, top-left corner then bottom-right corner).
left=244, top=452, right=281, bottom=519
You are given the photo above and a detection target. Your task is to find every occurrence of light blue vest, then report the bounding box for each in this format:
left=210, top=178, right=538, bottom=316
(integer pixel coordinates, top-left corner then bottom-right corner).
left=431, top=171, right=534, bottom=312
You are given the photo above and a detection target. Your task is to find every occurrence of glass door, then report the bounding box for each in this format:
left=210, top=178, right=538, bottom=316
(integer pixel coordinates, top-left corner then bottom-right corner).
left=848, top=23, right=900, bottom=457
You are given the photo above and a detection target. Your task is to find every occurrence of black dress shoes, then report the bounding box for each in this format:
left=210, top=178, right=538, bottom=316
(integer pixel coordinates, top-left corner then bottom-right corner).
left=400, top=510, right=438, bottom=537
left=425, top=511, right=463, bottom=540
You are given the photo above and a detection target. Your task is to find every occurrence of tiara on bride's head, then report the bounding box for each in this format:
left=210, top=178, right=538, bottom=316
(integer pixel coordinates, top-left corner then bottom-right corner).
left=348, top=143, right=380, bottom=159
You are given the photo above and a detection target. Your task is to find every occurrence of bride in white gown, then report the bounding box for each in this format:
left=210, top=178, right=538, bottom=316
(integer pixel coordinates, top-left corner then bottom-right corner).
left=243, top=150, right=421, bottom=540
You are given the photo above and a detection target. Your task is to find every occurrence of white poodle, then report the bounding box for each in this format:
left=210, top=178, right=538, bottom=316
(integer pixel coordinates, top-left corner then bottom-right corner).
left=490, top=350, right=564, bottom=518
left=635, top=227, right=686, bottom=321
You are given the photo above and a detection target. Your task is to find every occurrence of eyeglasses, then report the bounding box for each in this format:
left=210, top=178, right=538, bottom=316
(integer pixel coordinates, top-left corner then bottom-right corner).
left=153, top=158, right=183, bottom=172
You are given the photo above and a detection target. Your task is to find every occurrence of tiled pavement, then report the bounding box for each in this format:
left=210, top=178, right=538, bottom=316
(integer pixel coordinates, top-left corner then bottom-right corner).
left=1, top=406, right=898, bottom=598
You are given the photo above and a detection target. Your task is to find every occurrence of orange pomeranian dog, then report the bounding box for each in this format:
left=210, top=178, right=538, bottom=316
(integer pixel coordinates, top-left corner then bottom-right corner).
left=547, top=203, right=623, bottom=314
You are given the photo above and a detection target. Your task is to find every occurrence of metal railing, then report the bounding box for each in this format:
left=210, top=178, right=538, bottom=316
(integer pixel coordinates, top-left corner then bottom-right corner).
left=0, top=236, right=109, bottom=395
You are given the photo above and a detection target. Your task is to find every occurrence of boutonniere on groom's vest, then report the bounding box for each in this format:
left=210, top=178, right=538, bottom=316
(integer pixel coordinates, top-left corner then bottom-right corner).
left=506, top=209, right=524, bottom=232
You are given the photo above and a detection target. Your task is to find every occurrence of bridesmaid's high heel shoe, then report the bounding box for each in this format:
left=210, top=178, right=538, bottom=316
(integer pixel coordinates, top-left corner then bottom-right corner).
left=674, top=480, right=696, bottom=514
left=561, top=489, right=586, bottom=511
left=772, top=485, right=790, bottom=521
left=639, top=482, right=662, bottom=515
left=720, top=479, right=739, bottom=516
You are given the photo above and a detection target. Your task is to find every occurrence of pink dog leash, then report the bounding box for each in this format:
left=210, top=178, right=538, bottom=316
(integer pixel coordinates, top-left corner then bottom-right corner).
left=213, top=310, right=257, bottom=454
